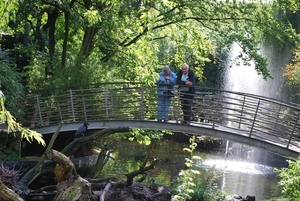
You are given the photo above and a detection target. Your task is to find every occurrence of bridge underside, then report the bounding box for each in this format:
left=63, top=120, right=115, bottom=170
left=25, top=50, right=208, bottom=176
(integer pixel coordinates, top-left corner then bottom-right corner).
left=32, top=120, right=300, bottom=160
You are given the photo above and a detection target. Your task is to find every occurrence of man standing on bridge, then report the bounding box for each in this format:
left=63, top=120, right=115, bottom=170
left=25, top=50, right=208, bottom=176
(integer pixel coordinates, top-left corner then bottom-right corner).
left=177, top=63, right=196, bottom=124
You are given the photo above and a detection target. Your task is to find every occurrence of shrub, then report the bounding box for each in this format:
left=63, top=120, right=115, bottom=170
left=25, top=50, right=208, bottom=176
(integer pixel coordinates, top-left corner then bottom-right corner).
left=0, top=148, right=21, bottom=161
left=172, top=136, right=228, bottom=201
left=0, top=162, right=24, bottom=190
left=276, top=157, right=300, bottom=201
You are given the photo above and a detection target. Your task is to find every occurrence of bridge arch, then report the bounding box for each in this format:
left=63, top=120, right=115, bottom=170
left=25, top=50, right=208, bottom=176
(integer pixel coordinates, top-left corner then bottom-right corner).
left=32, top=120, right=300, bottom=159
left=24, top=83, right=300, bottom=160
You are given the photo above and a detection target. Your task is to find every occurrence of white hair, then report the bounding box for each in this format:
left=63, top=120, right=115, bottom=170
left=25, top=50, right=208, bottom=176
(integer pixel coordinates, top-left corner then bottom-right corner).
left=182, top=63, right=189, bottom=69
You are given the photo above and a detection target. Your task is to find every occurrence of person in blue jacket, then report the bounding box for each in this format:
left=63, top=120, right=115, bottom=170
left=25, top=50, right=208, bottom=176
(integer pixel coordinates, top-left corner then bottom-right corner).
left=157, top=65, right=177, bottom=122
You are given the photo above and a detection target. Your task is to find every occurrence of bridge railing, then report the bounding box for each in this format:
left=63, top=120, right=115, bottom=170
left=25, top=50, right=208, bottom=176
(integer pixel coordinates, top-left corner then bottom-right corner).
left=23, top=83, right=300, bottom=152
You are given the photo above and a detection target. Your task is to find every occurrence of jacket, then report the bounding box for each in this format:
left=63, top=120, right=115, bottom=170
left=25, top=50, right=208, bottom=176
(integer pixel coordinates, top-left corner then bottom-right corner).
left=176, top=69, right=196, bottom=94
left=157, top=71, right=177, bottom=95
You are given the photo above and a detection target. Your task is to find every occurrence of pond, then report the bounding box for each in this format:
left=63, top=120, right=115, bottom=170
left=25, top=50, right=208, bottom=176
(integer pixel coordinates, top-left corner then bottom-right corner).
left=95, top=134, right=288, bottom=201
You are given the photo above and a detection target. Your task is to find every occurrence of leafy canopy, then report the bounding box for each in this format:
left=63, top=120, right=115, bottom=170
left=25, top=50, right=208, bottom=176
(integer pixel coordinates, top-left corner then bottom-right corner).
left=1, top=0, right=299, bottom=92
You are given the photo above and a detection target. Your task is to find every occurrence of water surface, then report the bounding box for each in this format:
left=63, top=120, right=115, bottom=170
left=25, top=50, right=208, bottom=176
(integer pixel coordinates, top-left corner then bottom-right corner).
left=97, top=137, right=287, bottom=201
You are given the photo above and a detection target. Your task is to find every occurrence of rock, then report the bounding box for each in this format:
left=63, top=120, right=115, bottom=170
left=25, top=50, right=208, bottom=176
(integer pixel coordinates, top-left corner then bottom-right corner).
left=149, top=178, right=171, bottom=194
left=245, top=195, right=255, bottom=201
left=233, top=195, right=243, bottom=201
left=232, top=195, right=255, bottom=201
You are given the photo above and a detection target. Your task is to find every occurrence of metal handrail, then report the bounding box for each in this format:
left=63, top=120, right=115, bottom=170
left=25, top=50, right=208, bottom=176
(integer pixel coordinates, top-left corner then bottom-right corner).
left=23, top=83, right=300, bottom=154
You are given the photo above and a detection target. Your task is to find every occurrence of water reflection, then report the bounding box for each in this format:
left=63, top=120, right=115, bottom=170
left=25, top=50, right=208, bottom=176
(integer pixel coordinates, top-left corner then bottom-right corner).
left=97, top=138, right=286, bottom=200
left=196, top=157, right=282, bottom=200
left=201, top=159, right=275, bottom=175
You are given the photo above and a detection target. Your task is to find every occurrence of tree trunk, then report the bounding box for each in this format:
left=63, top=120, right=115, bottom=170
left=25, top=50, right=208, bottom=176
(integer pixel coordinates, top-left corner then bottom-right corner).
left=17, top=123, right=63, bottom=191
left=61, top=0, right=76, bottom=68
left=0, top=179, right=24, bottom=201
left=17, top=127, right=129, bottom=191
left=61, top=10, right=69, bottom=68
left=2, top=127, right=166, bottom=200
left=87, top=147, right=110, bottom=178
left=48, top=149, right=94, bottom=201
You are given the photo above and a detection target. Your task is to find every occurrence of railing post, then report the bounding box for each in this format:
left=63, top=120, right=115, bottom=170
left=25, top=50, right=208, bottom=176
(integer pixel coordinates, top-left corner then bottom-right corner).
left=104, top=86, right=109, bottom=120
left=45, top=98, right=51, bottom=125
left=274, top=105, right=282, bottom=136
left=212, top=92, right=221, bottom=129
left=287, top=112, right=300, bottom=149
left=176, top=89, right=181, bottom=123
left=69, top=89, right=76, bottom=122
left=82, top=97, right=87, bottom=121
left=140, top=86, right=145, bottom=120
left=239, top=96, right=246, bottom=129
left=110, top=93, right=115, bottom=118
left=249, top=99, right=260, bottom=138
left=36, top=94, right=43, bottom=126
left=58, top=104, right=63, bottom=122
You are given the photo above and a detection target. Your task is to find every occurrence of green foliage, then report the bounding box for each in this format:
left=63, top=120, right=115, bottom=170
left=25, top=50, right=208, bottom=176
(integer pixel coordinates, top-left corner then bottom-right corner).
left=3, top=0, right=299, bottom=91
left=186, top=169, right=228, bottom=201
left=0, top=148, right=21, bottom=161
left=128, top=128, right=165, bottom=145
left=23, top=51, right=49, bottom=91
left=0, top=60, right=24, bottom=117
left=173, top=166, right=201, bottom=200
left=0, top=0, right=19, bottom=33
left=284, top=47, right=300, bottom=88
left=0, top=92, right=45, bottom=146
left=173, top=136, right=228, bottom=201
left=277, top=0, right=300, bottom=12
left=276, top=158, right=300, bottom=200
left=173, top=136, right=201, bottom=200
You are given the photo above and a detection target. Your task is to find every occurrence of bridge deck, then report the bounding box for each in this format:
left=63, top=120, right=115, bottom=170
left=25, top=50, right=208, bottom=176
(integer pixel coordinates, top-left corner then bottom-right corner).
left=24, top=83, right=300, bottom=159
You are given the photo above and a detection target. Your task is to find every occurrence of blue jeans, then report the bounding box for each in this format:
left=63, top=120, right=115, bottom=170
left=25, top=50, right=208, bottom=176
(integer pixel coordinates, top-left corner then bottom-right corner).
left=157, top=94, right=172, bottom=120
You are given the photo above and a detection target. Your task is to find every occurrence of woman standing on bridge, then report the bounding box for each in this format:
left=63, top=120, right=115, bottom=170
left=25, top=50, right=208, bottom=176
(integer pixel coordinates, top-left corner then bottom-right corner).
left=157, top=65, right=177, bottom=122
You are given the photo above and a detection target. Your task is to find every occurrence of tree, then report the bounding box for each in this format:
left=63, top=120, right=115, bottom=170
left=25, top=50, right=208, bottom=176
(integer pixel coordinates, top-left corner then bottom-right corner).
left=0, top=60, right=24, bottom=118
left=1, top=0, right=299, bottom=92
left=284, top=47, right=300, bottom=88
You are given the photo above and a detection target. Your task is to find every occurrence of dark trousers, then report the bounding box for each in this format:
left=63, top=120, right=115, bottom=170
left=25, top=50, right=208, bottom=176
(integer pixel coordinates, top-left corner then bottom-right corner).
left=180, top=93, right=194, bottom=122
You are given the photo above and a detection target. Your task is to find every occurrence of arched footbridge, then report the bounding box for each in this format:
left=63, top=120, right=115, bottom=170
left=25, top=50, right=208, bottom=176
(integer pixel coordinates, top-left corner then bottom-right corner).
left=23, top=83, right=300, bottom=159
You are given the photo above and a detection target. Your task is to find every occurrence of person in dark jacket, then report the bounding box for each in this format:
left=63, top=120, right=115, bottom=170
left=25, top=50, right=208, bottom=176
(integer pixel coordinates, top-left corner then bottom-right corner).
left=176, top=63, right=196, bottom=124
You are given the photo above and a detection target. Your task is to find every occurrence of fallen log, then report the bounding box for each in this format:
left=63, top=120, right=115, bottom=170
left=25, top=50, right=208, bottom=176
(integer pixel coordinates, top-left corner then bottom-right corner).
left=48, top=149, right=94, bottom=201
left=0, top=179, right=24, bottom=201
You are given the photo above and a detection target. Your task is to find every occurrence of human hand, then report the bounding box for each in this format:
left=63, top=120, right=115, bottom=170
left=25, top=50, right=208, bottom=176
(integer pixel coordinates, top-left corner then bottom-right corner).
left=185, top=81, right=192, bottom=85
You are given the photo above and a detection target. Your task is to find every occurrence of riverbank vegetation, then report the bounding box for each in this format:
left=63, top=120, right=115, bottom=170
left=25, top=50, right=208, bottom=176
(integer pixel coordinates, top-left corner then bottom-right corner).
left=172, top=136, right=228, bottom=201
left=0, top=91, right=45, bottom=161
left=273, top=158, right=300, bottom=201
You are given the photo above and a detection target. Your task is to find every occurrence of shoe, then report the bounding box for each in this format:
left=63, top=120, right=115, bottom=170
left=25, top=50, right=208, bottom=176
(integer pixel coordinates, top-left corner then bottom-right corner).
left=182, top=121, right=190, bottom=125
left=163, top=119, right=169, bottom=122
left=158, top=119, right=163, bottom=122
